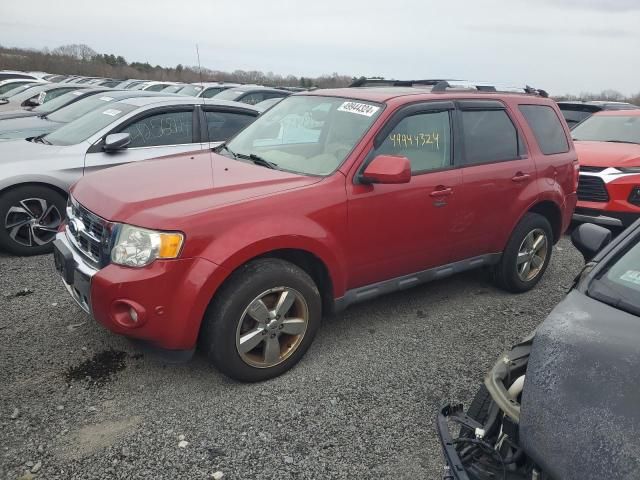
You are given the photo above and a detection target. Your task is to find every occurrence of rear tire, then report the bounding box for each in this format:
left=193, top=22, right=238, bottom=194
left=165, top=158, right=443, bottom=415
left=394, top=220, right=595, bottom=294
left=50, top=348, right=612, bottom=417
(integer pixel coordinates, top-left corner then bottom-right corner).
left=494, top=213, right=553, bottom=293
left=200, top=258, right=322, bottom=382
left=0, top=185, right=66, bottom=256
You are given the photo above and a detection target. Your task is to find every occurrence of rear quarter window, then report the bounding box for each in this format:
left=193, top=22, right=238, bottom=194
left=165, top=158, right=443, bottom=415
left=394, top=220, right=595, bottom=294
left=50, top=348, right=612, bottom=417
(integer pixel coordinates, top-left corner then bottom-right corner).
left=519, top=104, right=570, bottom=155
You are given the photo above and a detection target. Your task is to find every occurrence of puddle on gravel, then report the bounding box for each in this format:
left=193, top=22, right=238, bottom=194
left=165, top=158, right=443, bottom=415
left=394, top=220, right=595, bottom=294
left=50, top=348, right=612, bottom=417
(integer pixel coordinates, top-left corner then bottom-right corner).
left=65, top=350, right=130, bottom=386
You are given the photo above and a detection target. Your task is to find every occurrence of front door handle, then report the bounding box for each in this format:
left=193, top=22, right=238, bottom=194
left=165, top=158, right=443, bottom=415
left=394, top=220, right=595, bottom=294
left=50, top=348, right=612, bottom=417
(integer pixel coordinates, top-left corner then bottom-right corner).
left=430, top=187, right=453, bottom=197
left=511, top=172, right=531, bottom=183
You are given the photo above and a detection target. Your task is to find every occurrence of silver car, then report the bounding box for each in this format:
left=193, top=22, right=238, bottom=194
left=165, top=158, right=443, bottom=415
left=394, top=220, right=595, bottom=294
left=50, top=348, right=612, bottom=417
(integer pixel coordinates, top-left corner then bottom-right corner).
left=0, top=83, right=86, bottom=112
left=0, top=96, right=260, bottom=255
left=0, top=89, right=175, bottom=140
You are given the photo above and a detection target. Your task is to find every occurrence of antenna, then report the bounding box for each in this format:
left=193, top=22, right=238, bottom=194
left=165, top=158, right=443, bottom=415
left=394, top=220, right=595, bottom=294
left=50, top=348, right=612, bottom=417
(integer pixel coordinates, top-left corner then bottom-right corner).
left=196, top=44, right=204, bottom=85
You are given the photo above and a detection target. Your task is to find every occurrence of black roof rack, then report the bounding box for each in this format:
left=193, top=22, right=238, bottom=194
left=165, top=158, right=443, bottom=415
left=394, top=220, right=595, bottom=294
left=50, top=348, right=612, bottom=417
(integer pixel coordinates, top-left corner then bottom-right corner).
left=349, top=78, right=548, bottom=97
left=432, top=80, right=549, bottom=97
left=349, top=78, right=457, bottom=88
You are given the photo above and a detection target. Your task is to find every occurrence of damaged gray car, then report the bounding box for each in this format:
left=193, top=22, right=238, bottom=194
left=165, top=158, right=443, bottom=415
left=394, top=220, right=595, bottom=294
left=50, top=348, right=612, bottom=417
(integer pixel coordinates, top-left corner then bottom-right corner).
left=437, top=219, right=640, bottom=480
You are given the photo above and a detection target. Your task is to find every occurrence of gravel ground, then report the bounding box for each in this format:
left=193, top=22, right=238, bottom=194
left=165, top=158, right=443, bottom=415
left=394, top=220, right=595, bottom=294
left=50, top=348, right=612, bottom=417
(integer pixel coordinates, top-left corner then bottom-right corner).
left=0, top=239, right=583, bottom=480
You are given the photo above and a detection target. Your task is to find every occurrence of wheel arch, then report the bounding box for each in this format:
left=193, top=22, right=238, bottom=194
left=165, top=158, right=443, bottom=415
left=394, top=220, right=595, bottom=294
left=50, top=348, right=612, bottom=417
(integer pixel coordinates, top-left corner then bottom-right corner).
left=528, top=200, right=563, bottom=243
left=0, top=181, right=68, bottom=201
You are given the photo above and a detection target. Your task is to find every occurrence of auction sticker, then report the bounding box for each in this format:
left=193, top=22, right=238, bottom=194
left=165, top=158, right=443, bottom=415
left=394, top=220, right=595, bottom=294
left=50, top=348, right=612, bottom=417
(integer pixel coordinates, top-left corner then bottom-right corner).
left=619, top=270, right=640, bottom=285
left=72, top=91, right=84, bottom=96
left=337, top=101, right=380, bottom=117
left=99, top=96, right=114, bottom=102
left=102, top=109, right=121, bottom=116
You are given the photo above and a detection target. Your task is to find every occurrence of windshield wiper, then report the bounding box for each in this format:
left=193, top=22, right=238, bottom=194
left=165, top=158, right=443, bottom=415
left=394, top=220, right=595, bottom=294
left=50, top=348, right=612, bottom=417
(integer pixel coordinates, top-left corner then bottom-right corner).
left=237, top=152, right=278, bottom=170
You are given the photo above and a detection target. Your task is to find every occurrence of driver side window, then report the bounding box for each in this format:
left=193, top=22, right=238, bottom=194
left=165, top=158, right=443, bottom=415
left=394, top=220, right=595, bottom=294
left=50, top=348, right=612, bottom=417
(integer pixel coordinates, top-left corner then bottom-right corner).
left=374, top=111, right=452, bottom=173
left=119, top=110, right=194, bottom=148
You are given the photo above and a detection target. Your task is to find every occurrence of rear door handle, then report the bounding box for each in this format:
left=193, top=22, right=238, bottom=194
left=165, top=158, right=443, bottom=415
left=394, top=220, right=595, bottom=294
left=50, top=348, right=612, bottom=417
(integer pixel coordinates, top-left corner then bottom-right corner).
left=430, top=187, right=453, bottom=197
left=511, top=172, right=531, bottom=183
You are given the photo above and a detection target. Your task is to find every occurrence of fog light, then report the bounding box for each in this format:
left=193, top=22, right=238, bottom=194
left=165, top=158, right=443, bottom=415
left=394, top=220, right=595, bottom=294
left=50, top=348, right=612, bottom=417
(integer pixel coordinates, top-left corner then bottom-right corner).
left=629, top=186, right=640, bottom=206
left=129, top=308, right=138, bottom=323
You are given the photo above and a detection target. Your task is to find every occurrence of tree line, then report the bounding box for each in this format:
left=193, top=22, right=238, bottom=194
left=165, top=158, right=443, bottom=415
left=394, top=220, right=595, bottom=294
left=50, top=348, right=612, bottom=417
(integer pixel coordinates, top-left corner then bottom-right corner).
left=0, top=43, right=354, bottom=88
left=1, top=43, right=638, bottom=103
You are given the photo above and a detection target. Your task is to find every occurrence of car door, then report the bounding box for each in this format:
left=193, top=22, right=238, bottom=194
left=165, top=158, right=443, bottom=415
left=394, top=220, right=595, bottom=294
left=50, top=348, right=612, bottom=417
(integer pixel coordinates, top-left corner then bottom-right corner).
left=200, top=106, right=258, bottom=148
left=450, top=100, right=537, bottom=261
left=346, top=102, right=462, bottom=288
left=83, top=106, right=201, bottom=174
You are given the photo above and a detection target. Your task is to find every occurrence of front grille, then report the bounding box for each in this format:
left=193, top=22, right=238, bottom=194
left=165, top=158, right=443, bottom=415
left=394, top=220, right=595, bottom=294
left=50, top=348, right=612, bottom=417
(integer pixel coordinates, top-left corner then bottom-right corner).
left=577, top=175, right=609, bottom=202
left=579, top=166, right=605, bottom=173
left=65, top=198, right=114, bottom=267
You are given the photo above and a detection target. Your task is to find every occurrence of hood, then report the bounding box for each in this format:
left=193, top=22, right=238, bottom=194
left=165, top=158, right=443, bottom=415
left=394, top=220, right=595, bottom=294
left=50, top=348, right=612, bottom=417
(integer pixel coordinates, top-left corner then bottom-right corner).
left=575, top=141, right=640, bottom=168
left=519, top=290, right=640, bottom=479
left=0, top=109, right=37, bottom=121
left=0, top=116, right=60, bottom=141
left=71, top=151, right=322, bottom=228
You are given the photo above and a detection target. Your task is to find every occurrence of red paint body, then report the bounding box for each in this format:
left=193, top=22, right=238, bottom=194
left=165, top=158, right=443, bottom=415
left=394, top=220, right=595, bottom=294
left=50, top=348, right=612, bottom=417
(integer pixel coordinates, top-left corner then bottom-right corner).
left=70, top=89, right=578, bottom=351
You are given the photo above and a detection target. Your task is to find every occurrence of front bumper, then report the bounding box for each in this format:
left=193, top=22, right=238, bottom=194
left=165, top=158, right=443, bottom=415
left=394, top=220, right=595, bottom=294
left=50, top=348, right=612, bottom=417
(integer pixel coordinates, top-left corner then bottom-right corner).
left=573, top=206, right=639, bottom=228
left=53, top=231, right=230, bottom=351
left=436, top=405, right=476, bottom=480
left=575, top=173, right=640, bottom=227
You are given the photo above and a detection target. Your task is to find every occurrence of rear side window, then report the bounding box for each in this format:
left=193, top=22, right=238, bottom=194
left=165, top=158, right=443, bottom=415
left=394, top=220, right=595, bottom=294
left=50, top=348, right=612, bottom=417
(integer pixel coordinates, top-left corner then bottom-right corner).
left=373, top=111, right=452, bottom=173
left=519, top=105, right=569, bottom=155
left=205, top=111, right=255, bottom=142
left=460, top=110, right=521, bottom=165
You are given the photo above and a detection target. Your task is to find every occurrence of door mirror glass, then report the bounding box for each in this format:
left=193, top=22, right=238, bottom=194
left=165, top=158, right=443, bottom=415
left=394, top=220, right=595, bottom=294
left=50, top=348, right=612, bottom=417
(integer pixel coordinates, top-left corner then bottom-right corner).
left=103, top=133, right=131, bottom=152
left=571, top=223, right=612, bottom=261
left=361, top=155, right=411, bottom=184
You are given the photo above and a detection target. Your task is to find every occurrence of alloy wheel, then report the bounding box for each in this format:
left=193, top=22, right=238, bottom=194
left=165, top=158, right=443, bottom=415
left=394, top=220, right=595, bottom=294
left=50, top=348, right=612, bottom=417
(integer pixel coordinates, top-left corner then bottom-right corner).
left=4, top=198, right=62, bottom=247
left=516, top=228, right=548, bottom=282
left=235, top=287, right=309, bottom=368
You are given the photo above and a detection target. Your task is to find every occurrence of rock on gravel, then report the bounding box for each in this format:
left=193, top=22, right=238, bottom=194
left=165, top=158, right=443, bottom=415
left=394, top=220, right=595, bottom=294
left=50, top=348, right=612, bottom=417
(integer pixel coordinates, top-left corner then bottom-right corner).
left=212, top=472, right=224, bottom=480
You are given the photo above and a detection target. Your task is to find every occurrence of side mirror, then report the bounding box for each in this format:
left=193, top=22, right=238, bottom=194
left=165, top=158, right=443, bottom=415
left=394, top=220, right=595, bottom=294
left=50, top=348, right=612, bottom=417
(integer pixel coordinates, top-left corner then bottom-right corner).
left=571, top=223, right=612, bottom=261
left=103, top=133, right=131, bottom=152
left=361, top=155, right=411, bottom=184
left=23, top=96, right=43, bottom=108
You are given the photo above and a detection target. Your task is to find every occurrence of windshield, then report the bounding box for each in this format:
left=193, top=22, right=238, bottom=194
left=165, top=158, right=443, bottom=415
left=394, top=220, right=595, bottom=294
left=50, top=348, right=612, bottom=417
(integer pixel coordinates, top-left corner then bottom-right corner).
left=162, top=85, right=183, bottom=93
left=33, top=90, right=85, bottom=115
left=572, top=115, right=640, bottom=144
left=47, top=93, right=119, bottom=123
left=589, top=233, right=640, bottom=316
left=45, top=102, right=138, bottom=146
left=2, top=84, right=49, bottom=102
left=225, top=95, right=383, bottom=175
left=178, top=85, right=204, bottom=97
left=0, top=82, right=33, bottom=96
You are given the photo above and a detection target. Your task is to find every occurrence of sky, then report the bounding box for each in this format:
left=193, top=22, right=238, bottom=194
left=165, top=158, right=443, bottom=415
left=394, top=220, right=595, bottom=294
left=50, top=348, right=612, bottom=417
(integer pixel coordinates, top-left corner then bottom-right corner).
left=1, top=0, right=639, bottom=96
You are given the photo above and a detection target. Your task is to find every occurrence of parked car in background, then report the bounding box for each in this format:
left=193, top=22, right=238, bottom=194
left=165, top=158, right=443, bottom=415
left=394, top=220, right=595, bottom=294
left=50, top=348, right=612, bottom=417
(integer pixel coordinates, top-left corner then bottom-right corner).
left=0, top=87, right=113, bottom=122
left=0, top=88, right=122, bottom=140
left=0, top=78, right=43, bottom=96
left=0, top=83, right=86, bottom=112
left=572, top=110, right=640, bottom=229
left=437, top=220, right=640, bottom=480
left=161, top=84, right=187, bottom=94
left=134, top=81, right=177, bottom=92
left=558, top=100, right=639, bottom=129
left=0, top=97, right=260, bottom=255
left=212, top=85, right=291, bottom=105
left=178, top=82, right=239, bottom=98
left=254, top=97, right=284, bottom=111
left=51, top=81, right=577, bottom=381
left=0, top=70, right=44, bottom=81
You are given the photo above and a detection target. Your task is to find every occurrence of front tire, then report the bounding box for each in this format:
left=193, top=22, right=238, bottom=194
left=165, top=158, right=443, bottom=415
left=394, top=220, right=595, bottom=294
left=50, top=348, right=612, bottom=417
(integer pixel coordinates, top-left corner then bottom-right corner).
left=200, top=258, right=322, bottom=382
left=0, top=185, right=66, bottom=256
left=494, top=213, right=553, bottom=293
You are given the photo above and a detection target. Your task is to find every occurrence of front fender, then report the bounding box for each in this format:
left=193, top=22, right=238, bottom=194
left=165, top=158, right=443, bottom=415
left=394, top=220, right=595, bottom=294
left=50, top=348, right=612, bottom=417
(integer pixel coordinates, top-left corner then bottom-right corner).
left=199, top=214, right=348, bottom=298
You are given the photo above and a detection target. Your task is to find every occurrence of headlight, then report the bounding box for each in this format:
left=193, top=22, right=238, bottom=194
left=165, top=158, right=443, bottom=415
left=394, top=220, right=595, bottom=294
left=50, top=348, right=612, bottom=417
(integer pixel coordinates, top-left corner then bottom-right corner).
left=111, top=224, right=184, bottom=267
left=618, top=167, right=640, bottom=173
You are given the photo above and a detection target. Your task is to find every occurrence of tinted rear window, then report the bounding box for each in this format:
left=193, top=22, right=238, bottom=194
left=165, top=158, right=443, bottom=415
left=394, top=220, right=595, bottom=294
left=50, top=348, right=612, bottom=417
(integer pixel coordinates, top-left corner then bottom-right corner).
left=519, top=105, right=569, bottom=155
left=460, top=109, right=522, bottom=165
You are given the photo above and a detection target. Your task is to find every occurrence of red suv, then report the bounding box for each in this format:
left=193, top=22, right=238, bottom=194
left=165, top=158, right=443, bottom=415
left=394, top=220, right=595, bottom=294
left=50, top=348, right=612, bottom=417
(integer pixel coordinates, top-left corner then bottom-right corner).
left=52, top=81, right=578, bottom=381
left=572, top=110, right=640, bottom=228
